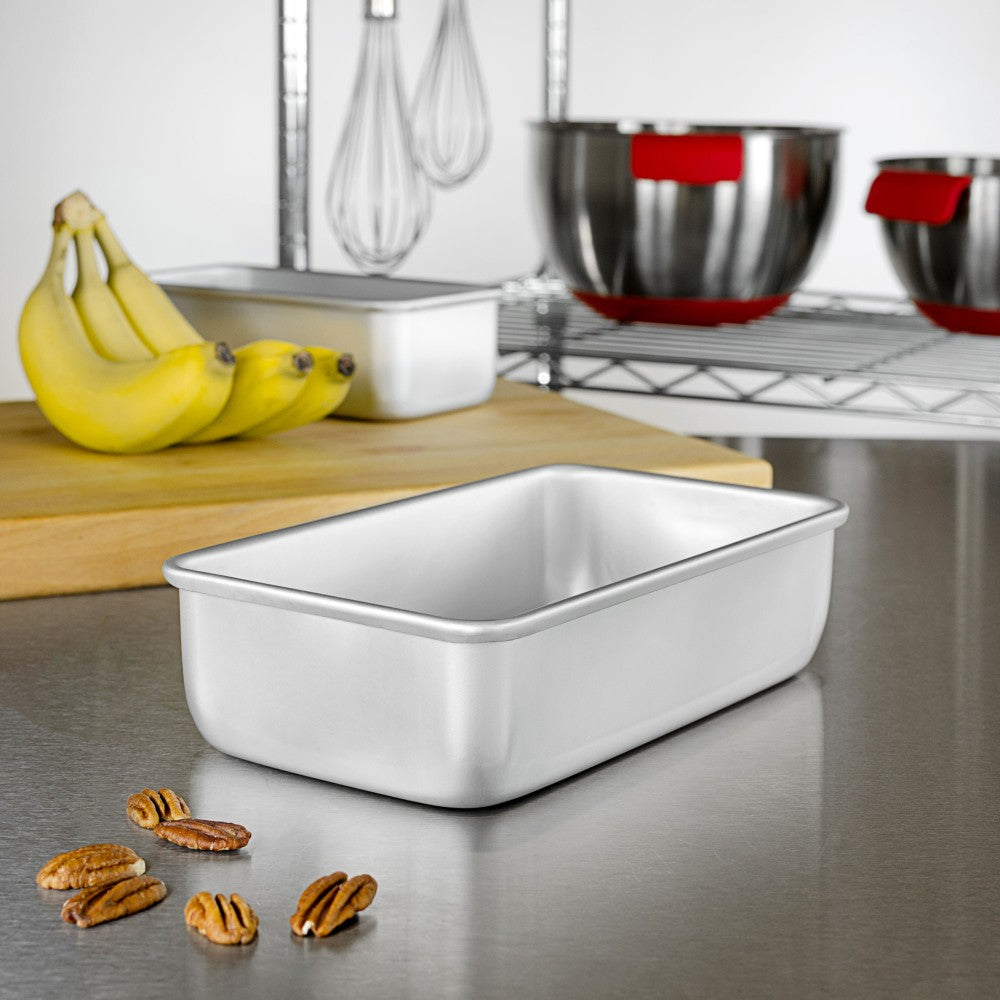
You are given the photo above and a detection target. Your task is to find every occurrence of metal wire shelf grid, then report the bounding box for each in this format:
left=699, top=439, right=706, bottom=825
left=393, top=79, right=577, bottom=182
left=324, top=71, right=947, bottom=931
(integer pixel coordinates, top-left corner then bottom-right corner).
left=496, top=289, right=1000, bottom=428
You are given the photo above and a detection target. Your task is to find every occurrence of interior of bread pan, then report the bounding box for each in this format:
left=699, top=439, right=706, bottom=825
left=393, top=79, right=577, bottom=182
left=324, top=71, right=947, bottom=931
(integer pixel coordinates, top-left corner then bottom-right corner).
left=156, top=265, right=495, bottom=307
left=174, top=466, right=834, bottom=623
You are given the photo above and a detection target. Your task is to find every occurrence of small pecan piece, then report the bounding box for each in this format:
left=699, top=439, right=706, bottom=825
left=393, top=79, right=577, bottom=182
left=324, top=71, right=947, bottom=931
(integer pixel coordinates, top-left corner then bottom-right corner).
left=61, top=875, right=166, bottom=928
left=36, top=844, right=146, bottom=890
left=155, top=819, right=251, bottom=852
left=185, top=891, right=259, bottom=945
left=289, top=872, right=378, bottom=937
left=126, top=787, right=191, bottom=829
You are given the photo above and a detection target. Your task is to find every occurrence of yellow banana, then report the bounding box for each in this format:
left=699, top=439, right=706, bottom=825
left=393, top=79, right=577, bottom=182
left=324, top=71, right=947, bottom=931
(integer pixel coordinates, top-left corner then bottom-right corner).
left=72, top=225, right=154, bottom=362
left=185, top=339, right=314, bottom=443
left=93, top=211, right=204, bottom=353
left=66, top=191, right=349, bottom=443
left=240, top=348, right=356, bottom=438
left=19, top=223, right=236, bottom=454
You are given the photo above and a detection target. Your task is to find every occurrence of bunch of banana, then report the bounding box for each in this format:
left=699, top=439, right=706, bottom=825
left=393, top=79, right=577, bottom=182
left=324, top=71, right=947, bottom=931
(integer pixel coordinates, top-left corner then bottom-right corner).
left=19, top=202, right=235, bottom=454
left=18, top=191, right=356, bottom=454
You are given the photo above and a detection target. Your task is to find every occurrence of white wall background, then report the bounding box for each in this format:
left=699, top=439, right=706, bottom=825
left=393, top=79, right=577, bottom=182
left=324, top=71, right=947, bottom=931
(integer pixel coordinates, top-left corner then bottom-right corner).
left=2, top=0, right=999, bottom=402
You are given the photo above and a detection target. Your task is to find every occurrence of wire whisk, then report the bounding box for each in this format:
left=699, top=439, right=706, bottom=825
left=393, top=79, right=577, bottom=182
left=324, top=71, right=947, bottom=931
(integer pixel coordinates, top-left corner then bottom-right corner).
left=411, top=0, right=491, bottom=188
left=326, top=0, right=431, bottom=274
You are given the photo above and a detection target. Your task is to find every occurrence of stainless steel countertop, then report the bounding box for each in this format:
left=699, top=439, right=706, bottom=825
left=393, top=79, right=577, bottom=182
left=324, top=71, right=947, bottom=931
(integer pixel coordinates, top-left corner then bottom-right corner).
left=2, top=438, right=999, bottom=999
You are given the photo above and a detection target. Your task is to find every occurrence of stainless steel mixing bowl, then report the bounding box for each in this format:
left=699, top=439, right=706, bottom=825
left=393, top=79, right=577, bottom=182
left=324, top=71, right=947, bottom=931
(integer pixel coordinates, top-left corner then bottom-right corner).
left=529, top=121, right=841, bottom=325
left=865, top=156, right=1000, bottom=335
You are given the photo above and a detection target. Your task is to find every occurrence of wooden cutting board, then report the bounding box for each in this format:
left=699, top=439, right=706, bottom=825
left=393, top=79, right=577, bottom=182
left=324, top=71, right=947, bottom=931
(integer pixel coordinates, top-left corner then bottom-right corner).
left=0, top=379, right=771, bottom=599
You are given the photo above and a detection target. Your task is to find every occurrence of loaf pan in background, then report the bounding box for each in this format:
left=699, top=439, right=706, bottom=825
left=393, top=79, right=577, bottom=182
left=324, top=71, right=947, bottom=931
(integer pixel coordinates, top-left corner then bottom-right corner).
left=154, top=266, right=500, bottom=420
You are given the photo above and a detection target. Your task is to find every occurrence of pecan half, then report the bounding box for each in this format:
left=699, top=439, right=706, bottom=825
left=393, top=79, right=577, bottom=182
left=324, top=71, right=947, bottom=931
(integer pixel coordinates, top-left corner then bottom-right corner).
left=185, top=891, right=259, bottom=946
left=126, top=787, right=191, bottom=829
left=61, top=875, right=166, bottom=928
left=36, top=844, right=146, bottom=890
left=289, top=872, right=377, bottom=937
left=154, top=819, right=251, bottom=852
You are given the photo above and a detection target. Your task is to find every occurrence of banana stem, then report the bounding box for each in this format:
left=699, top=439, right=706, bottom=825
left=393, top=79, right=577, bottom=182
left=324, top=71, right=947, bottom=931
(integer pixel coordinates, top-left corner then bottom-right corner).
left=46, top=225, right=74, bottom=284
left=93, top=217, right=131, bottom=270
left=73, top=226, right=103, bottom=283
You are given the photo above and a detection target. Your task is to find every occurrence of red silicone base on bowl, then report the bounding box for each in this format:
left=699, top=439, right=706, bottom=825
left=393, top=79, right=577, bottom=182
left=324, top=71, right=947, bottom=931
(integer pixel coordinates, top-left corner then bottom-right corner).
left=914, top=300, right=1000, bottom=336
left=573, top=290, right=791, bottom=326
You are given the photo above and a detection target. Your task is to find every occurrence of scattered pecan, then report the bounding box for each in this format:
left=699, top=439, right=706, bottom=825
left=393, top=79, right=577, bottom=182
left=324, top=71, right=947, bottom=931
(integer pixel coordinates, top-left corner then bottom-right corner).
left=36, top=844, right=146, bottom=890
left=185, top=891, right=259, bottom=946
left=126, top=787, right=191, bottom=829
left=61, top=875, right=166, bottom=928
left=289, top=871, right=377, bottom=937
left=154, top=818, right=251, bottom=852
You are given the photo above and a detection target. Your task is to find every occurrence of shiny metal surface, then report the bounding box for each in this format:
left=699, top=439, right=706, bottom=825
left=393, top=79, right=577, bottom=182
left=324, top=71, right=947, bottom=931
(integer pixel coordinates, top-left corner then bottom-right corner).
left=156, top=266, right=499, bottom=420
left=365, top=0, right=397, bottom=20
left=277, top=0, right=310, bottom=271
left=530, top=121, right=840, bottom=304
left=544, top=0, right=570, bottom=122
left=3, top=438, right=999, bottom=998
left=164, top=466, right=845, bottom=806
left=874, top=156, right=1000, bottom=309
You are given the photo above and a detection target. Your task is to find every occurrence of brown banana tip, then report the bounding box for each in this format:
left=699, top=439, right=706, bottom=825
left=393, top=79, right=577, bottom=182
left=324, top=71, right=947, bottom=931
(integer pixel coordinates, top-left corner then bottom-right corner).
left=337, top=353, right=356, bottom=378
left=52, top=191, right=99, bottom=231
left=293, top=350, right=314, bottom=374
left=215, top=342, right=236, bottom=365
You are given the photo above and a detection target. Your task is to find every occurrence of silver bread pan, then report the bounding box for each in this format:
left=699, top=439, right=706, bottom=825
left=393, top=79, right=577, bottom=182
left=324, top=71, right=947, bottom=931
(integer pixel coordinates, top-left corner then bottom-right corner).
left=154, top=266, right=500, bottom=420
left=163, top=464, right=848, bottom=808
